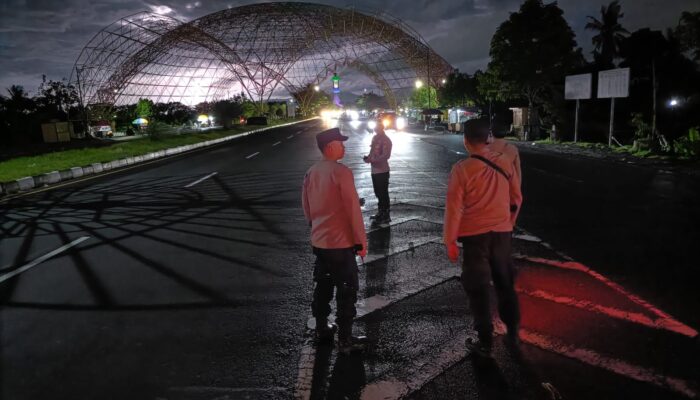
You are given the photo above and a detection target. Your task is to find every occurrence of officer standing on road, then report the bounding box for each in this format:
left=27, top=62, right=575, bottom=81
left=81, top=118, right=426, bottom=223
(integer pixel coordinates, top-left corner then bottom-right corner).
left=302, top=127, right=369, bottom=355
left=443, top=118, right=523, bottom=357
left=363, top=123, right=393, bottom=224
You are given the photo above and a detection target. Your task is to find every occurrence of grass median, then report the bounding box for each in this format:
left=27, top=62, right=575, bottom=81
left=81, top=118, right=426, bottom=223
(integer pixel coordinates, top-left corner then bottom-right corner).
left=0, top=119, right=304, bottom=183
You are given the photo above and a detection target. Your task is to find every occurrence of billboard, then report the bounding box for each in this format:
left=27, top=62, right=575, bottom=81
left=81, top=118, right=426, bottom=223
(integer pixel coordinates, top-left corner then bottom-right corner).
left=565, top=73, right=592, bottom=100
left=598, top=68, right=630, bottom=98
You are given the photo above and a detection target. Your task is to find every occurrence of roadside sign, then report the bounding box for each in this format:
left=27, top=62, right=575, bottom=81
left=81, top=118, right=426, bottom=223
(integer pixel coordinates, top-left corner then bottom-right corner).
left=565, top=73, right=592, bottom=100
left=598, top=68, right=630, bottom=99
left=565, top=73, right=592, bottom=142
left=597, top=68, right=630, bottom=146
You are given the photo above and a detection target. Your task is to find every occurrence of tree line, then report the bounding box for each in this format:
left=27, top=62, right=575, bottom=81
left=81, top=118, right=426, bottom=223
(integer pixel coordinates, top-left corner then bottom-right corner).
left=436, top=0, right=700, bottom=153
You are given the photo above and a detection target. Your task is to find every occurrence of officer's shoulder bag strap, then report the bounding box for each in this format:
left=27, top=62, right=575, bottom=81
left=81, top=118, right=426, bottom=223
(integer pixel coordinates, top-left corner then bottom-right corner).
left=469, top=154, right=511, bottom=181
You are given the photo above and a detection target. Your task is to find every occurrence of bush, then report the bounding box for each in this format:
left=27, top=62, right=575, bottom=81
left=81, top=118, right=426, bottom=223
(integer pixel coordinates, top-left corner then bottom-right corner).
left=630, top=113, right=652, bottom=139
left=145, top=121, right=173, bottom=140
left=673, top=127, right=700, bottom=157
left=246, top=116, right=268, bottom=125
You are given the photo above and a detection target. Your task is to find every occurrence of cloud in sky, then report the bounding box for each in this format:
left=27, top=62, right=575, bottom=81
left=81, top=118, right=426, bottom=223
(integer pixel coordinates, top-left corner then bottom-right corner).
left=0, top=0, right=697, bottom=95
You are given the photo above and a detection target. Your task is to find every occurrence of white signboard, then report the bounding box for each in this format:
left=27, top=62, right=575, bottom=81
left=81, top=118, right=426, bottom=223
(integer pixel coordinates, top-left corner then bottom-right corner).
left=598, top=68, right=630, bottom=98
left=565, top=73, right=592, bottom=100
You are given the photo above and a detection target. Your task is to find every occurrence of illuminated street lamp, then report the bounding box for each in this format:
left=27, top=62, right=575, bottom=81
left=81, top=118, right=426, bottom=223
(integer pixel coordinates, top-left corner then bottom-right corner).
left=441, top=78, right=446, bottom=84
left=415, top=79, right=423, bottom=89
left=668, top=98, right=679, bottom=108
left=314, top=85, right=320, bottom=92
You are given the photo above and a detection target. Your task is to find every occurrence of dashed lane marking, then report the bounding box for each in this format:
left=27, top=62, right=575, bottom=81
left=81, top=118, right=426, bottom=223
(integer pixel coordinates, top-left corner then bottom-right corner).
left=287, top=135, right=294, bottom=139
left=272, top=141, right=281, bottom=146
left=0, top=236, right=90, bottom=284
left=184, top=172, right=217, bottom=188
left=245, top=152, right=260, bottom=159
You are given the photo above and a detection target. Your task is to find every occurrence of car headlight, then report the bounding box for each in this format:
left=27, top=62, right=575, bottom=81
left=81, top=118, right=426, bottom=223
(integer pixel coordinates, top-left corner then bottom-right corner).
left=368, top=120, right=377, bottom=130
left=396, top=117, right=406, bottom=130
left=383, top=118, right=391, bottom=128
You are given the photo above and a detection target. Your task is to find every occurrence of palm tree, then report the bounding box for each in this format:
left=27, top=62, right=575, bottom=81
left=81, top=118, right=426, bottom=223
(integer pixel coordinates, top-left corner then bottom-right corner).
left=585, top=1, right=629, bottom=67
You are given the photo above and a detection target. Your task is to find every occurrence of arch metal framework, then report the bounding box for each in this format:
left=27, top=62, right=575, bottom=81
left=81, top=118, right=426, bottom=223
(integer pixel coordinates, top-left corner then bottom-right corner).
left=70, top=2, right=454, bottom=110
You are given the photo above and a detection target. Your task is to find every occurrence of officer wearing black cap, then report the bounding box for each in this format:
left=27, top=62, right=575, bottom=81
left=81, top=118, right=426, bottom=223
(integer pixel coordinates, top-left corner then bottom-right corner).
left=302, top=127, right=369, bottom=354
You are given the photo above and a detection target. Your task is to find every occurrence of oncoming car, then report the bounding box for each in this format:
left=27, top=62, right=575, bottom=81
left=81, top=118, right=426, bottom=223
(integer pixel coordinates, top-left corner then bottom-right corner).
left=367, top=112, right=406, bottom=132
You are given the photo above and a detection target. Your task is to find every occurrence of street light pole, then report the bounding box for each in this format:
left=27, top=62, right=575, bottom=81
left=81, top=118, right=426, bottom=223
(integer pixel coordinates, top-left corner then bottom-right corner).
left=426, top=49, right=431, bottom=109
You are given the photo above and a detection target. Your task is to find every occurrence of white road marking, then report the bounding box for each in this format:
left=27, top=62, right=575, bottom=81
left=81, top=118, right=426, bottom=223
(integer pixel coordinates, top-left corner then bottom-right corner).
left=518, top=255, right=698, bottom=338
left=359, top=235, right=440, bottom=265
left=518, top=288, right=684, bottom=334
left=360, top=332, right=469, bottom=400
left=293, top=341, right=316, bottom=400
left=513, top=233, right=542, bottom=242
left=287, top=135, right=294, bottom=139
left=520, top=328, right=697, bottom=399
left=272, top=141, right=281, bottom=146
left=361, top=322, right=697, bottom=400
left=184, top=172, right=217, bottom=188
left=0, top=236, right=90, bottom=284
left=246, top=152, right=260, bottom=159
left=365, top=215, right=420, bottom=233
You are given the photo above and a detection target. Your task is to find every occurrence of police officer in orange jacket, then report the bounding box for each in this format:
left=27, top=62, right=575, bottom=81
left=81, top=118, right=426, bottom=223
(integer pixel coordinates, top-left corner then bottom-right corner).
left=443, top=118, right=523, bottom=357
left=302, top=127, right=369, bottom=354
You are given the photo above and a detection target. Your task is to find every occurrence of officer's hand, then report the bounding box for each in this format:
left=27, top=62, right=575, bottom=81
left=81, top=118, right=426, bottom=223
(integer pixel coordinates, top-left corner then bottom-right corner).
left=447, top=243, right=459, bottom=264
left=357, top=247, right=367, bottom=258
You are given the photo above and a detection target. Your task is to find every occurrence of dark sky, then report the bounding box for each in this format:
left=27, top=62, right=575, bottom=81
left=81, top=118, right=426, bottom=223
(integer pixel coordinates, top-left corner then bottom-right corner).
left=1, top=0, right=698, bottom=96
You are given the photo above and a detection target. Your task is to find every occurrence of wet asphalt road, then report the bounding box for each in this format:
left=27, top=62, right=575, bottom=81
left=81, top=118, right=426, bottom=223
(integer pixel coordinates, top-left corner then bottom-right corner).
left=1, top=118, right=699, bottom=399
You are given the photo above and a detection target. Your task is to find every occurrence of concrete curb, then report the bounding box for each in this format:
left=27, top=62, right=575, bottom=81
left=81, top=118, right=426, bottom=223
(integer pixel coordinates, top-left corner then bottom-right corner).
left=0, top=118, right=314, bottom=197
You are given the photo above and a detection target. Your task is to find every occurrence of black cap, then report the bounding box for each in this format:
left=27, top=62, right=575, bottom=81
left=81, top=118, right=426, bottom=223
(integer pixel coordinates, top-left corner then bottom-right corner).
left=463, top=118, right=491, bottom=144
left=316, top=127, right=349, bottom=151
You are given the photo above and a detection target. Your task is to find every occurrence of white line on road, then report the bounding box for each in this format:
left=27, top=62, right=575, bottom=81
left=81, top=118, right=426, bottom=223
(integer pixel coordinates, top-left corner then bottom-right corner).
left=518, top=255, right=698, bottom=338
left=287, top=135, right=294, bottom=139
left=246, top=152, right=260, bottom=159
left=184, top=172, right=217, bottom=188
left=0, top=236, right=90, bottom=284
left=294, top=341, right=316, bottom=400
left=360, top=324, right=697, bottom=400
left=272, top=141, right=281, bottom=146
left=519, top=328, right=697, bottom=399
left=360, top=333, right=469, bottom=400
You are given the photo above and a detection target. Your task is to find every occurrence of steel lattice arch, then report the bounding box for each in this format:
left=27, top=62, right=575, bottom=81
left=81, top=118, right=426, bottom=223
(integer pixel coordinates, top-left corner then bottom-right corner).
left=70, top=2, right=453, bottom=110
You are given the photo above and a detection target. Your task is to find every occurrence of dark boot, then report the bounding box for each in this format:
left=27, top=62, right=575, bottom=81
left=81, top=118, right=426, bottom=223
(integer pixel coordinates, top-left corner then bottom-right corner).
left=505, top=324, right=520, bottom=348
left=314, top=319, right=337, bottom=344
left=337, top=324, right=367, bottom=355
left=465, top=335, right=493, bottom=358
left=337, top=335, right=368, bottom=355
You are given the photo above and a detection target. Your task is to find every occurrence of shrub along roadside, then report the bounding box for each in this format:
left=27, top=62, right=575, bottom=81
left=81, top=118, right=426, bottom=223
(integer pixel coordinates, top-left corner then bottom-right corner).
left=0, top=119, right=302, bottom=182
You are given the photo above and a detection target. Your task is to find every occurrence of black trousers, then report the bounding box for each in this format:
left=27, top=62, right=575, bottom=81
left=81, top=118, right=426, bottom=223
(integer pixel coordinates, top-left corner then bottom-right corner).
left=311, top=247, right=359, bottom=339
left=371, top=172, right=390, bottom=212
left=459, top=231, right=520, bottom=345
